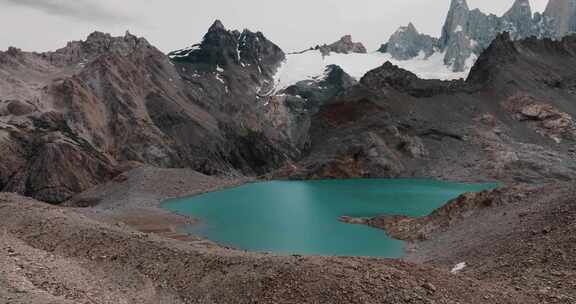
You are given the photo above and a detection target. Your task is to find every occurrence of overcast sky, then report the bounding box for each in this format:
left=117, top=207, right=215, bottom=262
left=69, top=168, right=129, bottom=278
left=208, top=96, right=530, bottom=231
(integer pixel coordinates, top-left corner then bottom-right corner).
left=0, top=0, right=549, bottom=54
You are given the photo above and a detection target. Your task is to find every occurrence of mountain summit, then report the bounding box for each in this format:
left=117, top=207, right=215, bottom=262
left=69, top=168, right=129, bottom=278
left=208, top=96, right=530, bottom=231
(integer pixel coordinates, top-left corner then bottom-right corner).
left=381, top=0, right=569, bottom=72
left=382, top=23, right=439, bottom=60
left=168, top=20, right=284, bottom=76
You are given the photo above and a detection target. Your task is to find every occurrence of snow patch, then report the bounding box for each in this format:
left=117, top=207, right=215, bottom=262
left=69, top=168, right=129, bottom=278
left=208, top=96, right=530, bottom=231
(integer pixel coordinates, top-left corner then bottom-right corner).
left=451, top=262, right=467, bottom=273
left=215, top=73, right=225, bottom=84
left=272, top=50, right=474, bottom=91
left=169, top=45, right=201, bottom=59
left=470, top=39, right=479, bottom=48
left=181, top=45, right=201, bottom=52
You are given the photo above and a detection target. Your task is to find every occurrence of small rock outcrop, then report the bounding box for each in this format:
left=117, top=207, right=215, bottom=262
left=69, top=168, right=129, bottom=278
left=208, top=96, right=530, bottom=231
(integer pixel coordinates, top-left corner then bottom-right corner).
left=316, top=35, right=367, bottom=56
left=503, top=94, right=576, bottom=142
left=360, top=62, right=467, bottom=97
left=284, top=64, right=357, bottom=106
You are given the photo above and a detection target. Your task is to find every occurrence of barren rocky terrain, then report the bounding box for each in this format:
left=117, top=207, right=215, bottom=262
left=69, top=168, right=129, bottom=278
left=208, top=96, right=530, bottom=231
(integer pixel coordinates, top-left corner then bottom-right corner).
left=2, top=7, right=576, bottom=303
left=1, top=171, right=575, bottom=303
left=0, top=189, right=545, bottom=304
left=362, top=183, right=576, bottom=303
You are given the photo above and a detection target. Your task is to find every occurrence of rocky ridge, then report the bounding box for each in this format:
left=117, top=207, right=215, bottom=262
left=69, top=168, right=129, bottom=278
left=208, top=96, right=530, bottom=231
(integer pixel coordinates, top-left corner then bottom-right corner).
left=315, top=35, right=368, bottom=56
left=4, top=26, right=576, bottom=202
left=286, top=32, right=576, bottom=183
left=0, top=21, right=298, bottom=203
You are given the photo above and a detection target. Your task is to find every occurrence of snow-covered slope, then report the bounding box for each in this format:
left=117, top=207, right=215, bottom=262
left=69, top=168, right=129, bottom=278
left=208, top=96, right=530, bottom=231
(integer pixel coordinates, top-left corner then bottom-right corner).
left=273, top=50, right=475, bottom=90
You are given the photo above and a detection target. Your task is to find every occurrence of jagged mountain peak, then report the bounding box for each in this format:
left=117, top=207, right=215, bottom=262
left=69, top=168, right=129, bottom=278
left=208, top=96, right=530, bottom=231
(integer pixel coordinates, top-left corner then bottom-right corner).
left=85, top=31, right=110, bottom=41
left=209, top=19, right=226, bottom=32
left=485, top=31, right=516, bottom=55
left=511, top=0, right=531, bottom=9
left=323, top=64, right=357, bottom=88
left=82, top=30, right=147, bottom=46
left=467, top=32, right=519, bottom=84
left=439, top=0, right=470, bottom=50
left=168, top=20, right=285, bottom=79
left=449, top=0, right=469, bottom=10
left=43, top=31, right=152, bottom=67
left=395, top=22, right=418, bottom=34
left=384, top=22, right=438, bottom=60
left=338, top=35, right=354, bottom=44
left=504, top=0, right=532, bottom=18
left=380, top=0, right=571, bottom=74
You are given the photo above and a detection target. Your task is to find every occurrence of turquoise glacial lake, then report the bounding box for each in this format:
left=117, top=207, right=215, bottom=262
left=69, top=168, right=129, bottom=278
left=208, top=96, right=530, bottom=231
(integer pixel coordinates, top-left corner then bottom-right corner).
left=162, top=179, right=496, bottom=258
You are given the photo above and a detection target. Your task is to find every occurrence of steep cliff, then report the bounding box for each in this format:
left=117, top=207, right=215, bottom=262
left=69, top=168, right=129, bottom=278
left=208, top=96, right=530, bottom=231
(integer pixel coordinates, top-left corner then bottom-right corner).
left=0, top=22, right=295, bottom=203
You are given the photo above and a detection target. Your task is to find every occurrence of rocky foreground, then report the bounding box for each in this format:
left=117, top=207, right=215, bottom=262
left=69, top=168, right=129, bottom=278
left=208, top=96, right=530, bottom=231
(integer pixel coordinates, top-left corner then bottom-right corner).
left=2, top=6, right=576, bottom=303
left=362, top=183, right=576, bottom=303
left=0, top=170, right=575, bottom=303
left=0, top=185, right=556, bottom=304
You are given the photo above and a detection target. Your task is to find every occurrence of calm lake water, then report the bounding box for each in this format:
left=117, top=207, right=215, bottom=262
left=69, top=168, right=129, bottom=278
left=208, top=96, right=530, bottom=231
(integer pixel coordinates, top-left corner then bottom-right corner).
left=162, top=179, right=496, bottom=258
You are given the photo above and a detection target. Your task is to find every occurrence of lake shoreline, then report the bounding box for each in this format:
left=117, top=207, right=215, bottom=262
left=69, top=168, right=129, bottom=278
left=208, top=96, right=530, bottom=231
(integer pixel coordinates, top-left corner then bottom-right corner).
left=158, top=177, right=496, bottom=258
left=65, top=166, right=251, bottom=245
left=3, top=190, right=537, bottom=303
left=67, top=166, right=498, bottom=258
left=5, top=166, right=573, bottom=302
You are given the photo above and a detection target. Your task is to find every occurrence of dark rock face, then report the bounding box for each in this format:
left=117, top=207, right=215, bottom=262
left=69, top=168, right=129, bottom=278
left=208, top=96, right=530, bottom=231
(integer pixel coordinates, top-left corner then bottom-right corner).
left=262, top=65, right=358, bottom=154
left=293, top=33, right=576, bottom=183
left=284, top=65, right=357, bottom=107
left=360, top=62, right=469, bottom=97
left=0, top=21, right=293, bottom=203
left=168, top=20, right=284, bottom=77
left=316, top=35, right=367, bottom=56
left=466, top=32, right=521, bottom=84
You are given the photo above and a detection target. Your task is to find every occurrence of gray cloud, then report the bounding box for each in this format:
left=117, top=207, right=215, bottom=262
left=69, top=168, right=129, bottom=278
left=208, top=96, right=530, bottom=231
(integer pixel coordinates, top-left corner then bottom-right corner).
left=0, top=0, right=130, bottom=23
